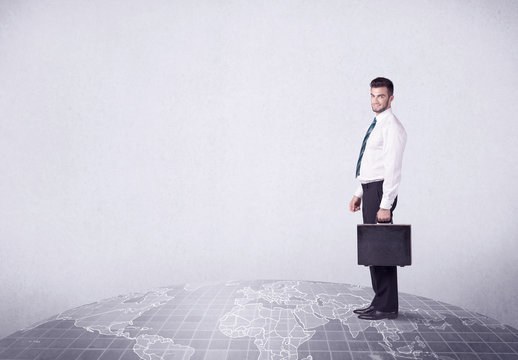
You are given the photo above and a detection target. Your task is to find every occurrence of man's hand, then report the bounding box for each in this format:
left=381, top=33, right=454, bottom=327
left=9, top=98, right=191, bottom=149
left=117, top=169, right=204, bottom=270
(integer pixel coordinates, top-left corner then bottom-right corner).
left=349, top=196, right=361, bottom=212
left=376, top=208, right=391, bottom=223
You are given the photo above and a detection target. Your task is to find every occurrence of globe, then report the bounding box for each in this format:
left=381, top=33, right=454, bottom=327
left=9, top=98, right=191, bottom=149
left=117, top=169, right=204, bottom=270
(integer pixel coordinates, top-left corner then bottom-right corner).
left=1, top=280, right=517, bottom=360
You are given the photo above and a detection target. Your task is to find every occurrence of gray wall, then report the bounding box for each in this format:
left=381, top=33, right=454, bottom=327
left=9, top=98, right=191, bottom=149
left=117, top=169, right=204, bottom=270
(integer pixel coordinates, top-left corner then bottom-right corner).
left=1, top=0, right=517, bottom=338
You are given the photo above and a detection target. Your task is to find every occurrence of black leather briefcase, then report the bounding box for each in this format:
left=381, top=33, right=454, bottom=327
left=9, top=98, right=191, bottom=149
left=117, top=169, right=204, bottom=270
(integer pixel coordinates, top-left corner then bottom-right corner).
left=357, top=224, right=412, bottom=266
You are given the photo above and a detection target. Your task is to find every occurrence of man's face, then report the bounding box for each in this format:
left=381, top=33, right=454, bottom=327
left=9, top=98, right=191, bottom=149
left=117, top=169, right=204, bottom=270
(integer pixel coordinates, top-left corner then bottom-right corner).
left=371, top=87, right=393, bottom=114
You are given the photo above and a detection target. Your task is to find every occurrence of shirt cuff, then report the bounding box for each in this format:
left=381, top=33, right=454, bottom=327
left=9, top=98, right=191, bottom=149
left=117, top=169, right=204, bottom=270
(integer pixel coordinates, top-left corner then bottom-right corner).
left=354, top=185, right=363, bottom=199
left=379, top=198, right=393, bottom=210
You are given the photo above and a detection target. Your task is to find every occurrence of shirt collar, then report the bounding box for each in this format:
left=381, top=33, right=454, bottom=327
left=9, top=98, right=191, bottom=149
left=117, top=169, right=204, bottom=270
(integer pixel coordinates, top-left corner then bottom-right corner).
left=375, top=107, right=393, bottom=122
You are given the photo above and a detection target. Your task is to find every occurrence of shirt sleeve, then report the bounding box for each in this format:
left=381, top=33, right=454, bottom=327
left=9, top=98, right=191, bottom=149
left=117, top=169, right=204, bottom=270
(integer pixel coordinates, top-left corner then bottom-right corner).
left=354, top=184, right=363, bottom=199
left=380, top=121, right=407, bottom=209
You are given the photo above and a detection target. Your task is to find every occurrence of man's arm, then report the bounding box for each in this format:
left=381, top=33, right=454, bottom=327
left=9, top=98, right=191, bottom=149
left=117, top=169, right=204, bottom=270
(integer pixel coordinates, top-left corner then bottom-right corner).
left=378, top=120, right=407, bottom=221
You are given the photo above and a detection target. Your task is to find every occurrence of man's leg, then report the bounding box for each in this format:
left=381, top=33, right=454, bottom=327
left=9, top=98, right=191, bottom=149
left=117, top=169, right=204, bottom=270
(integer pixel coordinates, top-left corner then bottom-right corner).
left=370, top=266, right=398, bottom=312
left=361, top=181, right=399, bottom=313
left=360, top=181, right=380, bottom=310
left=352, top=181, right=381, bottom=315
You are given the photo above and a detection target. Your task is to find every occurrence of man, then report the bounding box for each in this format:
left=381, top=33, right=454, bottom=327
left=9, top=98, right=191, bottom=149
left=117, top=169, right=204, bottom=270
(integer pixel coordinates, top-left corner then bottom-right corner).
left=349, top=77, right=407, bottom=320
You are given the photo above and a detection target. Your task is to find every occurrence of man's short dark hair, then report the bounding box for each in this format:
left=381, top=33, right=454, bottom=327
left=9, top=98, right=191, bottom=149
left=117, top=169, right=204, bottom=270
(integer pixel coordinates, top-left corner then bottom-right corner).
left=370, top=77, right=394, bottom=97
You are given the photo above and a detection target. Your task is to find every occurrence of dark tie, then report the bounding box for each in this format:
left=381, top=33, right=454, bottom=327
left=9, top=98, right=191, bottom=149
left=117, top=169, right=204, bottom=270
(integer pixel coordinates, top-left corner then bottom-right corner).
left=355, top=117, right=377, bottom=177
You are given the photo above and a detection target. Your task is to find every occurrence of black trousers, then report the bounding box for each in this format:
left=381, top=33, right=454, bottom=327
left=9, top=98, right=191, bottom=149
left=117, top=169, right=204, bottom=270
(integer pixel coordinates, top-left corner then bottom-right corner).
left=361, top=180, right=399, bottom=312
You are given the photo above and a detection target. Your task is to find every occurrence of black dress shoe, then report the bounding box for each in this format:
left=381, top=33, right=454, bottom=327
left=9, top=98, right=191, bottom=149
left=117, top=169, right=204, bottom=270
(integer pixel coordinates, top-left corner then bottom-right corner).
left=353, top=305, right=375, bottom=315
left=358, top=310, right=398, bottom=320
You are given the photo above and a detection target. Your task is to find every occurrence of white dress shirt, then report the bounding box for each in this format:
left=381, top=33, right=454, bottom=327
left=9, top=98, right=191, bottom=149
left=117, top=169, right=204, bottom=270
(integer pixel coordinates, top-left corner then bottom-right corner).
left=354, top=108, right=407, bottom=209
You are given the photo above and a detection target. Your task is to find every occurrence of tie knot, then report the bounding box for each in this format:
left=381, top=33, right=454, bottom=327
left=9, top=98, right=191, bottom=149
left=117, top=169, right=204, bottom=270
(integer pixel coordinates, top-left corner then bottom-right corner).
left=373, top=117, right=377, bottom=124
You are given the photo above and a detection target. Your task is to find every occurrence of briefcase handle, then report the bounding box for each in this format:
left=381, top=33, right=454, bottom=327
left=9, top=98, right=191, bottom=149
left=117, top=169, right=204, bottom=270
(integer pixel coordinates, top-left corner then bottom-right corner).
left=376, top=218, right=392, bottom=224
